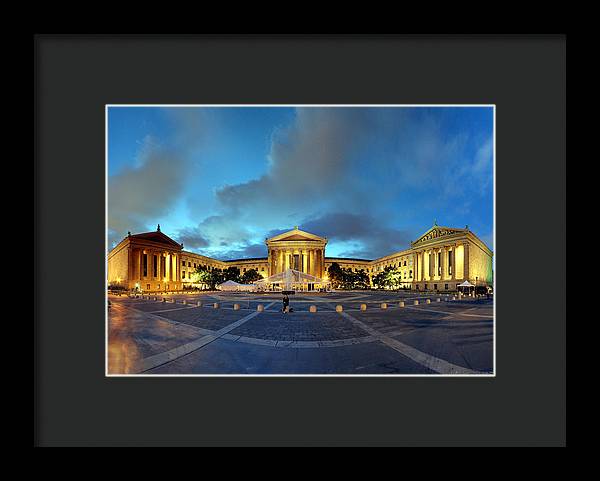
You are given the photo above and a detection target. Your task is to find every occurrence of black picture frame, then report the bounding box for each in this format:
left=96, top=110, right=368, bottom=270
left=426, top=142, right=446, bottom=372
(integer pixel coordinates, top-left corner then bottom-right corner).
left=35, top=34, right=566, bottom=447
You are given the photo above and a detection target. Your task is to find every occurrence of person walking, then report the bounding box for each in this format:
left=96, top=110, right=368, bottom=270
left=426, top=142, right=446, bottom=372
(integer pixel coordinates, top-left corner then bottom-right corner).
left=282, top=294, right=290, bottom=313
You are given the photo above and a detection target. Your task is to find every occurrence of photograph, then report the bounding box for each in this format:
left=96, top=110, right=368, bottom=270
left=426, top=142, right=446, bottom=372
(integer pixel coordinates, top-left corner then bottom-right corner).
left=106, top=105, right=495, bottom=376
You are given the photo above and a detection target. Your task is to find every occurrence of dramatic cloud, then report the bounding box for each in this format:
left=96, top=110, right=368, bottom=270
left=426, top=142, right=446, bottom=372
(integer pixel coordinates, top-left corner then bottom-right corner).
left=107, top=109, right=212, bottom=247
left=176, top=226, right=210, bottom=250
left=300, top=212, right=413, bottom=259
left=108, top=106, right=494, bottom=257
left=209, top=242, right=268, bottom=261
left=108, top=140, right=189, bottom=247
left=215, top=108, right=374, bottom=216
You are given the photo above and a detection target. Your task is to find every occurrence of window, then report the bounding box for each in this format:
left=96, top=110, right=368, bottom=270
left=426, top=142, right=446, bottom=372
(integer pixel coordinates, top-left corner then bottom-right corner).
left=194, top=263, right=196, bottom=268
left=409, top=270, right=413, bottom=278
left=153, top=255, right=157, bottom=277
left=188, top=262, right=191, bottom=267
left=438, top=252, right=442, bottom=276
left=404, top=260, right=407, bottom=266
left=146, top=284, right=150, bottom=290
left=182, top=271, right=186, bottom=279
left=143, top=254, right=148, bottom=277
left=182, top=260, right=186, bottom=266
left=448, top=250, right=453, bottom=275
left=445, top=284, right=448, bottom=290
left=434, top=284, right=438, bottom=290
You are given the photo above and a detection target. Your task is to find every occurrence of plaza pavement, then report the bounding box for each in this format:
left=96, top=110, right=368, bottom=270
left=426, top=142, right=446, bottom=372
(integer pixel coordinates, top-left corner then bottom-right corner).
left=107, top=291, right=493, bottom=375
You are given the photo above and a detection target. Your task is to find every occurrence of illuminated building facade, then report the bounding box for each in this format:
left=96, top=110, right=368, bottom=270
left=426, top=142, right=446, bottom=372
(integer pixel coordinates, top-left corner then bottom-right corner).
left=108, top=224, right=493, bottom=292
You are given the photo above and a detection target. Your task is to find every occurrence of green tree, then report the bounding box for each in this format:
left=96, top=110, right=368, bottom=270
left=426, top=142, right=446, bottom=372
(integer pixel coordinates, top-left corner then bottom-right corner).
left=373, top=266, right=403, bottom=290
left=241, top=268, right=263, bottom=284
left=372, top=270, right=386, bottom=289
left=210, top=269, right=225, bottom=289
left=193, top=266, right=213, bottom=289
left=355, top=269, right=370, bottom=290
left=193, top=266, right=229, bottom=290
left=223, top=266, right=241, bottom=283
left=327, top=263, right=344, bottom=289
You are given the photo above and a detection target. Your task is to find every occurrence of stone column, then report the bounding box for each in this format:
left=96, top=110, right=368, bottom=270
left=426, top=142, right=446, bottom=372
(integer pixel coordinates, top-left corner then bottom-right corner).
left=174, top=253, right=178, bottom=285
left=464, top=242, right=470, bottom=280
left=441, top=247, right=446, bottom=280
left=316, top=250, right=321, bottom=278
left=414, top=252, right=418, bottom=282
left=319, top=249, right=324, bottom=278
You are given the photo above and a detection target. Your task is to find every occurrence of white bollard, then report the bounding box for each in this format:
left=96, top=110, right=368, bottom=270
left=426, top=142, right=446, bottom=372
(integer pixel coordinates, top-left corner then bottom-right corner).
left=213, top=302, right=220, bottom=309
left=360, top=304, right=367, bottom=311
left=436, top=298, right=441, bottom=302
left=335, top=305, right=343, bottom=312
left=257, top=304, right=264, bottom=312
left=381, top=303, right=388, bottom=309
left=413, top=300, right=419, bottom=305
left=233, top=303, right=240, bottom=310
left=426, top=299, right=431, bottom=304
left=197, top=301, right=202, bottom=307
left=399, top=301, right=405, bottom=308
left=309, top=305, right=317, bottom=313
left=452, top=296, right=456, bottom=301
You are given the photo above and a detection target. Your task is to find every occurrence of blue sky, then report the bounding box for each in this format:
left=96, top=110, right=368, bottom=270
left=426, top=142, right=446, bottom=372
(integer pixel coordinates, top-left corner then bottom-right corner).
left=108, top=106, right=493, bottom=260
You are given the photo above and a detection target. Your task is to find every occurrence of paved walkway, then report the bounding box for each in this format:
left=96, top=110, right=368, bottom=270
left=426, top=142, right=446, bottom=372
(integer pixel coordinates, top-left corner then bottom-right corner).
left=108, top=291, right=493, bottom=375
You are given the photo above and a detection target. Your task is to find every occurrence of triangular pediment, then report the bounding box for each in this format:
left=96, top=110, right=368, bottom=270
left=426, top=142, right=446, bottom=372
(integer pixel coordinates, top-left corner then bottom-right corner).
left=411, top=225, right=466, bottom=246
left=130, top=230, right=183, bottom=249
left=267, top=227, right=326, bottom=243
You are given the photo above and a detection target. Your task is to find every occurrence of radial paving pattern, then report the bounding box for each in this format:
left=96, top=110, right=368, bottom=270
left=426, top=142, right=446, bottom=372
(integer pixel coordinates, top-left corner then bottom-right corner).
left=108, top=291, right=494, bottom=375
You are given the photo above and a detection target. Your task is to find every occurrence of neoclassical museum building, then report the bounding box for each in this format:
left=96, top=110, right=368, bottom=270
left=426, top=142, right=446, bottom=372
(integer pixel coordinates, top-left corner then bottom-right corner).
left=107, top=223, right=493, bottom=292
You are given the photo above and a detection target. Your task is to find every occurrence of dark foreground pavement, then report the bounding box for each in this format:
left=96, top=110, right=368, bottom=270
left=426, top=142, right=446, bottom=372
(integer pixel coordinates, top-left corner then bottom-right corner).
left=108, top=291, right=493, bottom=375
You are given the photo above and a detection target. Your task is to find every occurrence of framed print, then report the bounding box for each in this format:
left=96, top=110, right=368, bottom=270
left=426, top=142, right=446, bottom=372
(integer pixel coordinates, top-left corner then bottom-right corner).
left=105, top=104, right=495, bottom=377
left=35, top=35, right=566, bottom=447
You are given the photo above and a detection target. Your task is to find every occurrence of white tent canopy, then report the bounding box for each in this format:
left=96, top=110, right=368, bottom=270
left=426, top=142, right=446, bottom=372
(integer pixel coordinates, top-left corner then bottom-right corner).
left=254, top=268, right=329, bottom=291
left=217, top=280, right=256, bottom=292
left=457, top=280, right=475, bottom=287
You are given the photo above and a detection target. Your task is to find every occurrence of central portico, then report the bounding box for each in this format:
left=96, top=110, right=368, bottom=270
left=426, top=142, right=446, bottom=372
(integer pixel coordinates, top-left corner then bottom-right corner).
left=266, top=227, right=327, bottom=278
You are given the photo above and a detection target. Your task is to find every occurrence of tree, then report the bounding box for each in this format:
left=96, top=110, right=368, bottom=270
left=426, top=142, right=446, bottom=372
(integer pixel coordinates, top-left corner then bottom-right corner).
left=372, top=266, right=402, bottom=290
left=327, top=263, right=344, bottom=289
left=193, top=266, right=212, bottom=289
left=241, top=268, right=263, bottom=284
left=355, top=269, right=370, bottom=290
left=193, top=266, right=226, bottom=290
left=223, top=266, right=241, bottom=283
